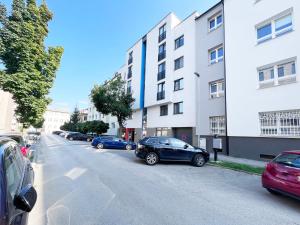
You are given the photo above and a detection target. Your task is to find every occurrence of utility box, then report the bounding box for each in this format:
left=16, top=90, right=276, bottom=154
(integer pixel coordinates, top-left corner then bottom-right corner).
left=213, top=138, right=222, bottom=151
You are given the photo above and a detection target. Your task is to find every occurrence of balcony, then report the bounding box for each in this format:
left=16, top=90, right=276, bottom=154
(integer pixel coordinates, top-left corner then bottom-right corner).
left=128, top=57, right=133, bottom=65
left=158, top=31, right=166, bottom=43
left=127, top=71, right=132, bottom=79
left=157, top=71, right=165, bottom=81
left=157, top=91, right=165, bottom=101
left=158, top=51, right=166, bottom=62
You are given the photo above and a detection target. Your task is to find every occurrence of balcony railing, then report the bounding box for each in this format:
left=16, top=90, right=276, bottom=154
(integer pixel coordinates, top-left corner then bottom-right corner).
left=158, top=51, right=166, bottom=62
left=158, top=31, right=166, bottom=43
left=128, top=57, right=133, bottom=65
left=157, top=91, right=165, bottom=101
left=157, top=71, right=165, bottom=81
left=127, top=72, right=132, bottom=79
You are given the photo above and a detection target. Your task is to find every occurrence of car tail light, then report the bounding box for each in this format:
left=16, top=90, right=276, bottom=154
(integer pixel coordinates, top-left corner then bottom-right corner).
left=266, top=163, right=276, bottom=175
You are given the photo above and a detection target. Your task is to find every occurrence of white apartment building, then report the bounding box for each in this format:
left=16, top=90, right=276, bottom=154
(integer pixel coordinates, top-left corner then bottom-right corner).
left=0, top=90, right=19, bottom=132
left=42, top=109, right=70, bottom=134
left=87, top=103, right=102, bottom=121
left=124, top=12, right=200, bottom=144
left=224, top=0, right=300, bottom=160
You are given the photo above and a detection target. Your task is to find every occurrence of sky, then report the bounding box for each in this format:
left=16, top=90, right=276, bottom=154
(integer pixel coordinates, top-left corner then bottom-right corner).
left=1, top=0, right=219, bottom=111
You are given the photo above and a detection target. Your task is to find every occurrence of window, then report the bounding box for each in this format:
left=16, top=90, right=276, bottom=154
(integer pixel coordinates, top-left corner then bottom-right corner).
left=170, top=138, right=189, bottom=148
left=157, top=82, right=165, bottom=100
left=175, top=35, right=184, bottom=49
left=160, top=105, right=168, bottom=116
left=209, top=13, right=223, bottom=31
left=128, top=51, right=133, bottom=65
left=274, top=153, right=300, bottom=169
left=174, top=102, right=183, bottom=114
left=209, top=116, right=226, bottom=135
left=159, top=24, right=166, bottom=42
left=158, top=62, right=166, bottom=81
left=256, top=12, right=293, bottom=44
left=174, top=78, right=184, bottom=91
left=258, top=59, right=297, bottom=88
left=174, top=56, right=184, bottom=70
left=128, top=66, right=132, bottom=79
left=156, top=129, right=168, bottom=137
left=158, top=43, right=166, bottom=61
left=127, top=80, right=131, bottom=94
left=259, top=110, right=300, bottom=136
left=210, top=80, right=224, bottom=98
left=209, top=46, right=223, bottom=64
left=146, top=138, right=159, bottom=144
left=111, top=122, right=116, bottom=129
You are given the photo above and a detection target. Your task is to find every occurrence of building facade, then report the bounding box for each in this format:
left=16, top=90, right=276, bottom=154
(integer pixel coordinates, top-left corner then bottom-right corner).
left=195, top=2, right=227, bottom=153
left=0, top=90, right=19, bottom=132
left=224, top=0, right=300, bottom=160
left=42, top=109, right=70, bottom=134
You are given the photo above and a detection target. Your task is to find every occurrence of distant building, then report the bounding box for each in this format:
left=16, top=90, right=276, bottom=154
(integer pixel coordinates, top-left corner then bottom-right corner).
left=79, top=108, right=88, bottom=122
left=42, top=109, right=70, bottom=134
left=87, top=103, right=102, bottom=121
left=0, top=90, right=19, bottom=132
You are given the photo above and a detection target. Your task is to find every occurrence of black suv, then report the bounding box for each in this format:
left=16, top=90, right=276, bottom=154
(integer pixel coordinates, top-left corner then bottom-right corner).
left=0, top=137, right=37, bottom=225
left=135, top=137, right=209, bottom=167
left=66, top=133, right=93, bottom=142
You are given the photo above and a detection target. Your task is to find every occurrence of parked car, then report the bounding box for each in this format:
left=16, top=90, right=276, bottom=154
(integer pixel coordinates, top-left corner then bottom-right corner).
left=135, top=137, right=210, bottom=167
left=262, top=150, right=300, bottom=200
left=52, top=131, right=63, bottom=135
left=92, top=136, right=136, bottom=150
left=91, top=135, right=116, bottom=148
left=67, top=133, right=93, bottom=142
left=0, top=133, right=30, bottom=157
left=0, top=137, right=37, bottom=225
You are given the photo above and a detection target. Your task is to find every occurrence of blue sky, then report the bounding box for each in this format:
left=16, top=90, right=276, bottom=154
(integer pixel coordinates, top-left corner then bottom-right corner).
left=2, top=0, right=219, bottom=111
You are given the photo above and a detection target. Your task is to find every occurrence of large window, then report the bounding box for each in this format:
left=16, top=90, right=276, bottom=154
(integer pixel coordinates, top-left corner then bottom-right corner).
left=158, top=43, right=166, bottom=61
left=156, top=128, right=168, bottom=137
left=160, top=105, right=168, bottom=116
left=127, top=80, right=132, bottom=94
left=258, top=58, right=297, bottom=88
left=209, top=45, right=223, bottom=64
left=159, top=24, right=166, bottom=43
left=128, top=51, right=133, bottom=65
left=259, top=110, right=300, bottom=137
left=127, top=66, right=132, bottom=79
left=256, top=12, right=293, bottom=44
left=158, top=62, right=166, bottom=81
left=175, top=35, right=184, bottom=49
left=174, top=78, right=184, bottom=91
left=209, top=116, right=226, bottom=135
left=209, top=13, right=223, bottom=31
left=174, top=102, right=183, bottom=114
left=210, top=80, right=224, bottom=98
left=157, top=82, right=165, bottom=100
left=174, top=56, right=184, bottom=70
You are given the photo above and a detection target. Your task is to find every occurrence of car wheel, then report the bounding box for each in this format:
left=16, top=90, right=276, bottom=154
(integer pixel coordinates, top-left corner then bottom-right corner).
left=145, top=152, right=159, bottom=166
left=70, top=137, right=73, bottom=141
left=126, top=144, right=132, bottom=151
left=97, top=143, right=104, bottom=150
left=267, top=188, right=280, bottom=195
left=192, top=154, right=206, bottom=167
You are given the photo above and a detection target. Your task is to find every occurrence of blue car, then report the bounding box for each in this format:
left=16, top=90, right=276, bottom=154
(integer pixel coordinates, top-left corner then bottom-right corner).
left=92, top=136, right=136, bottom=150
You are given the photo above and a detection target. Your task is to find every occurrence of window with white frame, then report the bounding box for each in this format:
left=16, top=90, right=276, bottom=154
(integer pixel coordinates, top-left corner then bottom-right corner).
left=210, top=80, right=224, bottom=98
left=209, top=116, right=226, bottom=135
left=209, top=45, right=223, bottom=64
left=258, top=58, right=297, bottom=88
left=208, top=12, right=223, bottom=31
left=259, top=110, right=300, bottom=137
left=256, top=10, right=293, bottom=44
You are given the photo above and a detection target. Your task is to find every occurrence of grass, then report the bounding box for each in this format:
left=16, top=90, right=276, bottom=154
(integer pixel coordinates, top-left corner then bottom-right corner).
left=209, top=160, right=265, bottom=175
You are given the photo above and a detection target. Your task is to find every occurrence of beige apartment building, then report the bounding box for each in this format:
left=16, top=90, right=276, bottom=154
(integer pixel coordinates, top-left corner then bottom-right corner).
left=0, top=90, right=19, bottom=132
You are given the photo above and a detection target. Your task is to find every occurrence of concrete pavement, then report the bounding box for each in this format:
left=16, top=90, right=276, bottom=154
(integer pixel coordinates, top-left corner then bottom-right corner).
left=29, top=135, right=300, bottom=225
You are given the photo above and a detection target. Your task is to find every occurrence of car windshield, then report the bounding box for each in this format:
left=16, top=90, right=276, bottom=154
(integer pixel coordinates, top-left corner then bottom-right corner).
left=274, top=153, right=300, bottom=169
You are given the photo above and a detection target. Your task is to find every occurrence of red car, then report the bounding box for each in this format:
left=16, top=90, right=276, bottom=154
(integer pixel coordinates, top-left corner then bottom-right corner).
left=262, top=150, right=300, bottom=200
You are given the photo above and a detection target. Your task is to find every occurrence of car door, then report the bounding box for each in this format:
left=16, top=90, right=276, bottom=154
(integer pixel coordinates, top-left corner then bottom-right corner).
left=112, top=138, right=123, bottom=149
left=169, top=138, right=191, bottom=161
left=4, top=143, right=27, bottom=225
left=158, top=138, right=176, bottom=160
left=103, top=137, right=115, bottom=149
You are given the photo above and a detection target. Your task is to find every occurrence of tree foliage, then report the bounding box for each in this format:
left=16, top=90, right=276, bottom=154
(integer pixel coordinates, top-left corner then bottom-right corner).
left=90, top=75, right=135, bottom=129
left=0, top=0, right=64, bottom=128
left=60, top=121, right=109, bottom=135
left=70, top=107, right=80, bottom=124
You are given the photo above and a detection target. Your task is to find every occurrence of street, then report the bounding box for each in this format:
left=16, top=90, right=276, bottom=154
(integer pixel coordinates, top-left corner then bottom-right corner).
left=29, top=135, right=300, bottom=225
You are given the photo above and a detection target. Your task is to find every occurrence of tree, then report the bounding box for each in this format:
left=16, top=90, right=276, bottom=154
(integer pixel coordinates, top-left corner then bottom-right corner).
left=60, top=121, right=109, bottom=135
left=90, top=75, right=135, bottom=134
left=70, top=107, right=80, bottom=124
left=0, top=0, right=64, bottom=128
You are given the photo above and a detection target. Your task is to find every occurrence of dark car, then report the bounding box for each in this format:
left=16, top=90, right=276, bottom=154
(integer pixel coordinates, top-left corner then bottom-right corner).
left=135, top=137, right=210, bottom=167
left=0, top=137, right=37, bottom=225
left=91, top=135, right=116, bottom=148
left=0, top=134, right=30, bottom=157
left=262, top=150, right=300, bottom=200
left=66, top=133, right=93, bottom=142
left=52, top=131, right=63, bottom=135
left=92, top=136, right=136, bottom=150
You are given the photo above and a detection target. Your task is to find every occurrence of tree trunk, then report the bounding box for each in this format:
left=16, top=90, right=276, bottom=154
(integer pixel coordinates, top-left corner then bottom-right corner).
left=117, top=117, right=124, bottom=138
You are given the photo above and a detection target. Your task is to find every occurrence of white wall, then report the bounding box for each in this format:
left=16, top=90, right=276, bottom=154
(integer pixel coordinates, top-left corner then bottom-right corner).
left=43, top=110, right=70, bottom=134
left=225, top=0, right=300, bottom=137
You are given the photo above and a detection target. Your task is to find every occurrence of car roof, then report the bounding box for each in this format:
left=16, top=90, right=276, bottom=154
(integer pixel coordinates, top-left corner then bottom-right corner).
left=282, top=150, right=300, bottom=155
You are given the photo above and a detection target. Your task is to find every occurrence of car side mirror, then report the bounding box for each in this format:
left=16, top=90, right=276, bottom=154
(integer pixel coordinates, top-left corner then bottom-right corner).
left=184, top=144, right=189, bottom=149
left=13, top=185, right=37, bottom=212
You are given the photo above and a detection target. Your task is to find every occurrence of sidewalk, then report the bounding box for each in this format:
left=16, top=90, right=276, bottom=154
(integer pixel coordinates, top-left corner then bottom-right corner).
left=217, top=154, right=268, bottom=168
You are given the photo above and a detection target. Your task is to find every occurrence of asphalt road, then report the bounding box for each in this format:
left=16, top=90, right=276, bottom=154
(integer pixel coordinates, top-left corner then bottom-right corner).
left=28, top=135, right=300, bottom=225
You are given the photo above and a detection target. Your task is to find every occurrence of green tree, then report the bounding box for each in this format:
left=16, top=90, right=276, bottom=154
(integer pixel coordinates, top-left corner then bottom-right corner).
left=0, top=0, right=64, bottom=128
left=70, top=107, right=80, bottom=124
left=90, top=75, right=135, bottom=134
